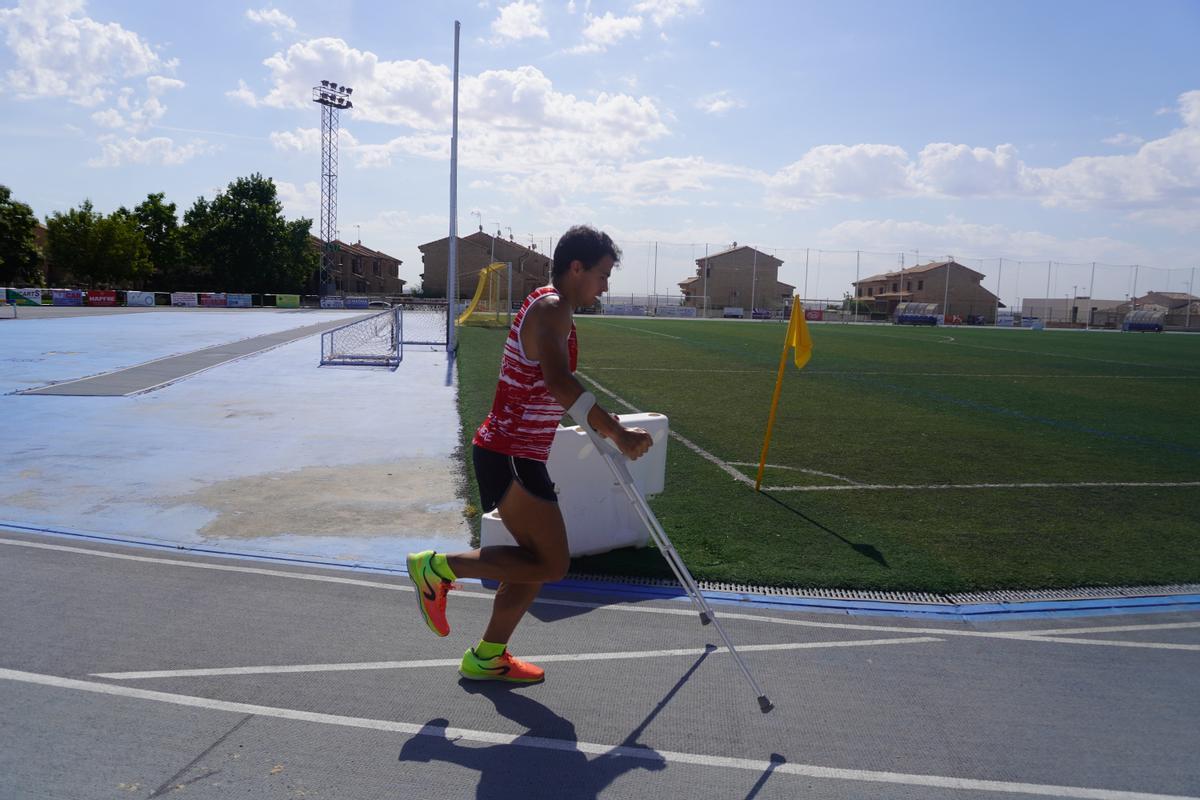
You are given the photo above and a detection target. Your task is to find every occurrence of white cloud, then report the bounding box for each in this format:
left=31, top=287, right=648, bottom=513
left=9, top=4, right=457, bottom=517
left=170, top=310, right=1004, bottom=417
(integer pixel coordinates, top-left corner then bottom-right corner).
left=571, top=11, right=641, bottom=53
left=631, top=0, right=702, bottom=26
left=226, top=79, right=259, bottom=107
left=1102, top=132, right=1145, bottom=147
left=275, top=180, right=319, bottom=218
left=87, top=89, right=168, bottom=133
left=709, top=40, right=719, bottom=48
left=0, top=0, right=175, bottom=106
left=246, top=8, right=296, bottom=31
left=88, top=135, right=213, bottom=167
left=1034, top=90, right=1200, bottom=210
left=147, top=76, right=185, bottom=94
left=90, top=108, right=124, bottom=128
left=695, top=90, right=745, bottom=116
left=491, top=1, right=549, bottom=41
left=254, top=39, right=669, bottom=175
left=912, top=143, right=1032, bottom=197
left=769, top=144, right=912, bottom=206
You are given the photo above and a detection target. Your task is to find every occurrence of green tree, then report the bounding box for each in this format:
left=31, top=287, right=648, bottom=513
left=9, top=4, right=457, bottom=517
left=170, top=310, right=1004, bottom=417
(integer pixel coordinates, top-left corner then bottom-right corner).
left=46, top=201, right=152, bottom=288
left=0, top=184, right=43, bottom=286
left=182, top=174, right=317, bottom=293
left=132, top=192, right=185, bottom=289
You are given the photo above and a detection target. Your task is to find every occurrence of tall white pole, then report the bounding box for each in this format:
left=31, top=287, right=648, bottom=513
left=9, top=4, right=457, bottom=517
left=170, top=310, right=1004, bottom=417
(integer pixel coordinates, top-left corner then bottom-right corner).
left=703, top=243, right=708, bottom=319
left=653, top=241, right=659, bottom=313
left=1131, top=264, right=1139, bottom=312
left=1087, top=261, right=1096, bottom=330
left=854, top=250, right=860, bottom=323
left=1187, top=266, right=1195, bottom=329
left=750, top=246, right=758, bottom=317
left=446, top=20, right=460, bottom=352
left=1044, top=261, right=1053, bottom=321
left=943, top=258, right=952, bottom=322
left=802, top=248, right=810, bottom=305
left=994, top=257, right=1003, bottom=325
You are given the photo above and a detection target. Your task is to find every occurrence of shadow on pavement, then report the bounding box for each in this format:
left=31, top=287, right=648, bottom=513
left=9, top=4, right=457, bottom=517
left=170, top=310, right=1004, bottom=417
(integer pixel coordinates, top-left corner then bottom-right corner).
left=397, top=647, right=786, bottom=798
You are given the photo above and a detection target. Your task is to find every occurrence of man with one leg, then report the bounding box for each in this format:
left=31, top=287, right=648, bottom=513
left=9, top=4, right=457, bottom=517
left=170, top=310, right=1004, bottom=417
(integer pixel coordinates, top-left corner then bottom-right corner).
left=408, top=225, right=652, bottom=683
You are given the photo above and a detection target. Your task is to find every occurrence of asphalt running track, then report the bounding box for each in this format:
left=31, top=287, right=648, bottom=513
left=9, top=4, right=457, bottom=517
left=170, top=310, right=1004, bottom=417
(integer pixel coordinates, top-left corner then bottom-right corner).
left=18, top=315, right=368, bottom=396
left=2, top=528, right=1199, bottom=800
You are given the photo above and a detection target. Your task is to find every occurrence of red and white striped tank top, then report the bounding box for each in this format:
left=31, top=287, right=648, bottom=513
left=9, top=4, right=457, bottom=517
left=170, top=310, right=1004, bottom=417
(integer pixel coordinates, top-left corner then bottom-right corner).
left=473, top=286, right=578, bottom=462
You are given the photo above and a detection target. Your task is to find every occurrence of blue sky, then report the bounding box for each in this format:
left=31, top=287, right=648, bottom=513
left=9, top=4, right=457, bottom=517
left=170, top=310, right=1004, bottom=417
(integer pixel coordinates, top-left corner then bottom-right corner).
left=2, top=0, right=1198, bottom=302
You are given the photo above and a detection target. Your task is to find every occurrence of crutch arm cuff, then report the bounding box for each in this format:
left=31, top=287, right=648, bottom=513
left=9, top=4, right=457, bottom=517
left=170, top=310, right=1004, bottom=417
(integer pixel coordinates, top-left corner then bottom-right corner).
left=567, top=390, right=597, bottom=430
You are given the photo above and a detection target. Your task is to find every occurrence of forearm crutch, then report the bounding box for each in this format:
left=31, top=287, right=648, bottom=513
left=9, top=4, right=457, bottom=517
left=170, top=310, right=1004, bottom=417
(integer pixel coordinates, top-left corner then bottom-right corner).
left=568, top=393, right=774, bottom=713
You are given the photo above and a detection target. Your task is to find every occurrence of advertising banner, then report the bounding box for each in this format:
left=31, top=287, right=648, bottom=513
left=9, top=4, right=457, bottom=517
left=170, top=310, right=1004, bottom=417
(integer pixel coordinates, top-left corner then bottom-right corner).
left=344, top=296, right=370, bottom=309
left=655, top=305, right=697, bottom=318
left=86, top=290, right=117, bottom=306
left=171, top=292, right=198, bottom=307
left=52, top=289, right=84, bottom=306
left=125, top=291, right=155, bottom=307
left=227, top=293, right=252, bottom=308
left=320, top=296, right=345, bottom=309
left=275, top=294, right=300, bottom=308
left=804, top=308, right=824, bottom=321
left=7, top=288, right=43, bottom=305
left=199, top=292, right=227, bottom=307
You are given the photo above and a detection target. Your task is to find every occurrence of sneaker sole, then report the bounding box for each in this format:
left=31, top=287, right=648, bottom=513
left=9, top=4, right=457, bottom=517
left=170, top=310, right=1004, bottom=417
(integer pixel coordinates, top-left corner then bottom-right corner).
left=406, top=554, right=449, bottom=638
left=458, top=669, right=544, bottom=684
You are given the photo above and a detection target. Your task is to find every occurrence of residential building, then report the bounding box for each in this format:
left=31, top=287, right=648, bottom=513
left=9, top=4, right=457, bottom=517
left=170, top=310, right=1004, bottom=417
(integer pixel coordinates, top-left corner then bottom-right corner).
left=853, top=260, right=1001, bottom=322
left=678, top=244, right=794, bottom=313
left=309, top=237, right=405, bottom=296
left=418, top=230, right=552, bottom=302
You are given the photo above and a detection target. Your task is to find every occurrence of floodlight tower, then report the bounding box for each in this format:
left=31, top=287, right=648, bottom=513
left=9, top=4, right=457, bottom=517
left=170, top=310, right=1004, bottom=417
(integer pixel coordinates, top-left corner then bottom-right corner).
left=312, top=80, right=353, bottom=295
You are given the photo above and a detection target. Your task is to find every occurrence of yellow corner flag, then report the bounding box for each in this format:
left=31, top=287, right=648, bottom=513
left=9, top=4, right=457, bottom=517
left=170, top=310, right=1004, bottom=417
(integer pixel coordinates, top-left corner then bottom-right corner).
left=755, top=296, right=811, bottom=490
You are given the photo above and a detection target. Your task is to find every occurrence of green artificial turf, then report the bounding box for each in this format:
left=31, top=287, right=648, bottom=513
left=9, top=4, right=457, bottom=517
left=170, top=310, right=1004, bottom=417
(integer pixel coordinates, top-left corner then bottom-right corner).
left=455, top=319, right=1200, bottom=592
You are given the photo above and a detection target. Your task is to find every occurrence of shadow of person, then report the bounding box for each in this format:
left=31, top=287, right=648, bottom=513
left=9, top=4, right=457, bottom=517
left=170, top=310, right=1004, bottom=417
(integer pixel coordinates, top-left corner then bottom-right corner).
left=760, top=492, right=889, bottom=567
left=398, top=682, right=665, bottom=800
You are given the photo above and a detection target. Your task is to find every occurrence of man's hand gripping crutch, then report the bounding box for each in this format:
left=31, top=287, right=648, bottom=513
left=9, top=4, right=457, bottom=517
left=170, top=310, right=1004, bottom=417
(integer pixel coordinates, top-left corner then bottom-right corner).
left=567, top=391, right=775, bottom=714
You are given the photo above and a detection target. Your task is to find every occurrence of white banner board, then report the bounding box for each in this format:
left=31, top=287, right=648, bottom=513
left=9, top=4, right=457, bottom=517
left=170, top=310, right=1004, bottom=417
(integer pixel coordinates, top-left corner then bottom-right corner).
left=126, top=291, right=155, bottom=307
left=226, top=293, right=252, bottom=308
left=170, top=292, right=198, bottom=307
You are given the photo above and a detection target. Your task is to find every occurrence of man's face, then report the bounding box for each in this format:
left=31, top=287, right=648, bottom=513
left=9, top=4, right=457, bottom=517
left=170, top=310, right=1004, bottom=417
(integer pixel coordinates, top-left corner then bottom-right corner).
left=576, top=255, right=614, bottom=305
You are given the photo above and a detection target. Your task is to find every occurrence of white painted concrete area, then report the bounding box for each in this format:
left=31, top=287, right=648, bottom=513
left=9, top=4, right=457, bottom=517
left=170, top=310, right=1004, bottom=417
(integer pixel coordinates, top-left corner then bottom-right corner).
left=1, top=310, right=469, bottom=565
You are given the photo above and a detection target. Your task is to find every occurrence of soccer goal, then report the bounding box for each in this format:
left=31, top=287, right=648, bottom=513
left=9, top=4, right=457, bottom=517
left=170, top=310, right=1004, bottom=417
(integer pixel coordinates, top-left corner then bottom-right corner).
left=320, top=307, right=402, bottom=367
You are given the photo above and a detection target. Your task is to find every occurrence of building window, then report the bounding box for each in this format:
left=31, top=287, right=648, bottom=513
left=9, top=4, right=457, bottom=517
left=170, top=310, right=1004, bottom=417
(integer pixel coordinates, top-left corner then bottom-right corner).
left=857, top=287, right=863, bottom=297
left=867, top=287, right=873, bottom=297
left=906, top=281, right=911, bottom=291
left=918, top=280, right=924, bottom=290
left=373, top=259, right=381, bottom=276
left=892, top=283, right=898, bottom=293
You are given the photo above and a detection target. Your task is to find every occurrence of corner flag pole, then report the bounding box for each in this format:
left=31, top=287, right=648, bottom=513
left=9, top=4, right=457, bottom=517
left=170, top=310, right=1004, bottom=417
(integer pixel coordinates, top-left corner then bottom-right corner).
left=755, top=296, right=810, bottom=491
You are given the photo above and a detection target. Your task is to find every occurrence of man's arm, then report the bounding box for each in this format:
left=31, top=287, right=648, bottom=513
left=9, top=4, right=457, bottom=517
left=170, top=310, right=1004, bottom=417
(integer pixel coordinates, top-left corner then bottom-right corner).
left=526, top=298, right=652, bottom=460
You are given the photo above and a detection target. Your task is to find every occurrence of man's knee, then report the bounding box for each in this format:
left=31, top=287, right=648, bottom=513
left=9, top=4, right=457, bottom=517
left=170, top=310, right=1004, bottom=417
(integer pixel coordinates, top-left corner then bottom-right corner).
left=540, top=550, right=570, bottom=582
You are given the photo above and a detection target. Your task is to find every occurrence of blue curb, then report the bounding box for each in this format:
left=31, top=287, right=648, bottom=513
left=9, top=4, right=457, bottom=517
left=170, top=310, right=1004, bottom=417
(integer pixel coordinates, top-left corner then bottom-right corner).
left=4, top=520, right=1199, bottom=621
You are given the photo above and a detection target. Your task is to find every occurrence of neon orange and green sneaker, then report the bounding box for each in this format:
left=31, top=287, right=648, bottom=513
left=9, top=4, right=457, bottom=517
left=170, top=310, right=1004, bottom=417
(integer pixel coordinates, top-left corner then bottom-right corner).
left=406, top=550, right=457, bottom=637
left=459, top=647, right=545, bottom=683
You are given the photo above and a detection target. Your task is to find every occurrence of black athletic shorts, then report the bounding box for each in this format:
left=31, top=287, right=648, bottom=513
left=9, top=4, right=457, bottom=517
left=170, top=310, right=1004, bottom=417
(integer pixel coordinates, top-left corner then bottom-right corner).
left=472, top=445, right=558, bottom=511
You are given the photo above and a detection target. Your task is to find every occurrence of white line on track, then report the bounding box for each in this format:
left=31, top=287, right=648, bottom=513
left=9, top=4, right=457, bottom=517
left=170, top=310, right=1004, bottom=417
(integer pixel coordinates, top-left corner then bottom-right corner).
left=1, top=668, right=1193, bottom=800
left=91, top=637, right=942, bottom=680
left=3, top=536, right=1197, bottom=652
left=1023, top=622, right=1200, bottom=636
left=764, top=481, right=1200, bottom=492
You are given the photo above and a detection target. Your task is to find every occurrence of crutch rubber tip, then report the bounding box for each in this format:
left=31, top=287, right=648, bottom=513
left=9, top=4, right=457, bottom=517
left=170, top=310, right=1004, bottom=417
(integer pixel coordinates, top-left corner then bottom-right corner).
left=699, top=612, right=712, bottom=625
left=758, top=696, right=774, bottom=714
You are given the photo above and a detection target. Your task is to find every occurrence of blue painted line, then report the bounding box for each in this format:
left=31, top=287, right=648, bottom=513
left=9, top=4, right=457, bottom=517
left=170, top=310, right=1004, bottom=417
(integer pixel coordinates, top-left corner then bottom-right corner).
left=4, top=520, right=1198, bottom=621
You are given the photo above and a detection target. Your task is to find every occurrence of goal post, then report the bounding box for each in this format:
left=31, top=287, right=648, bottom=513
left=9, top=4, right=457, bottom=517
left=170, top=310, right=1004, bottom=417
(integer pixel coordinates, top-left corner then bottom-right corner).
left=456, top=262, right=509, bottom=326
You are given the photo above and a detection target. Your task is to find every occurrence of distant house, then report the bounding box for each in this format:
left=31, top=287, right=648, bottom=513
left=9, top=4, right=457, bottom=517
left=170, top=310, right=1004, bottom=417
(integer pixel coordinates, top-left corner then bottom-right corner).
left=678, top=243, right=793, bottom=313
left=853, top=260, right=1000, bottom=322
left=309, top=237, right=404, bottom=296
left=418, top=230, right=552, bottom=302
left=1134, top=291, right=1198, bottom=312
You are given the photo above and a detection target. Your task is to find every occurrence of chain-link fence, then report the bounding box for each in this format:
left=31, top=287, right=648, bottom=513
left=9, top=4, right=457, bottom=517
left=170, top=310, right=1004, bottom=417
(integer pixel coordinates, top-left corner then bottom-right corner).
left=320, top=308, right=401, bottom=367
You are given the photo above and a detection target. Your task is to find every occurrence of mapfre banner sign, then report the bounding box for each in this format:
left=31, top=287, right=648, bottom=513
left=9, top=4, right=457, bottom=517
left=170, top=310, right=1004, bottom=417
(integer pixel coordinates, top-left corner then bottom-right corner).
left=86, top=290, right=117, bottom=306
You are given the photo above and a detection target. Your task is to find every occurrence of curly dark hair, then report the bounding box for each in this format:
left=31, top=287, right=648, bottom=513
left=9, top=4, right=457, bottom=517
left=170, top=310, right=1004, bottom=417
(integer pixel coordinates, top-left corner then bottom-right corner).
left=551, top=225, right=621, bottom=278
